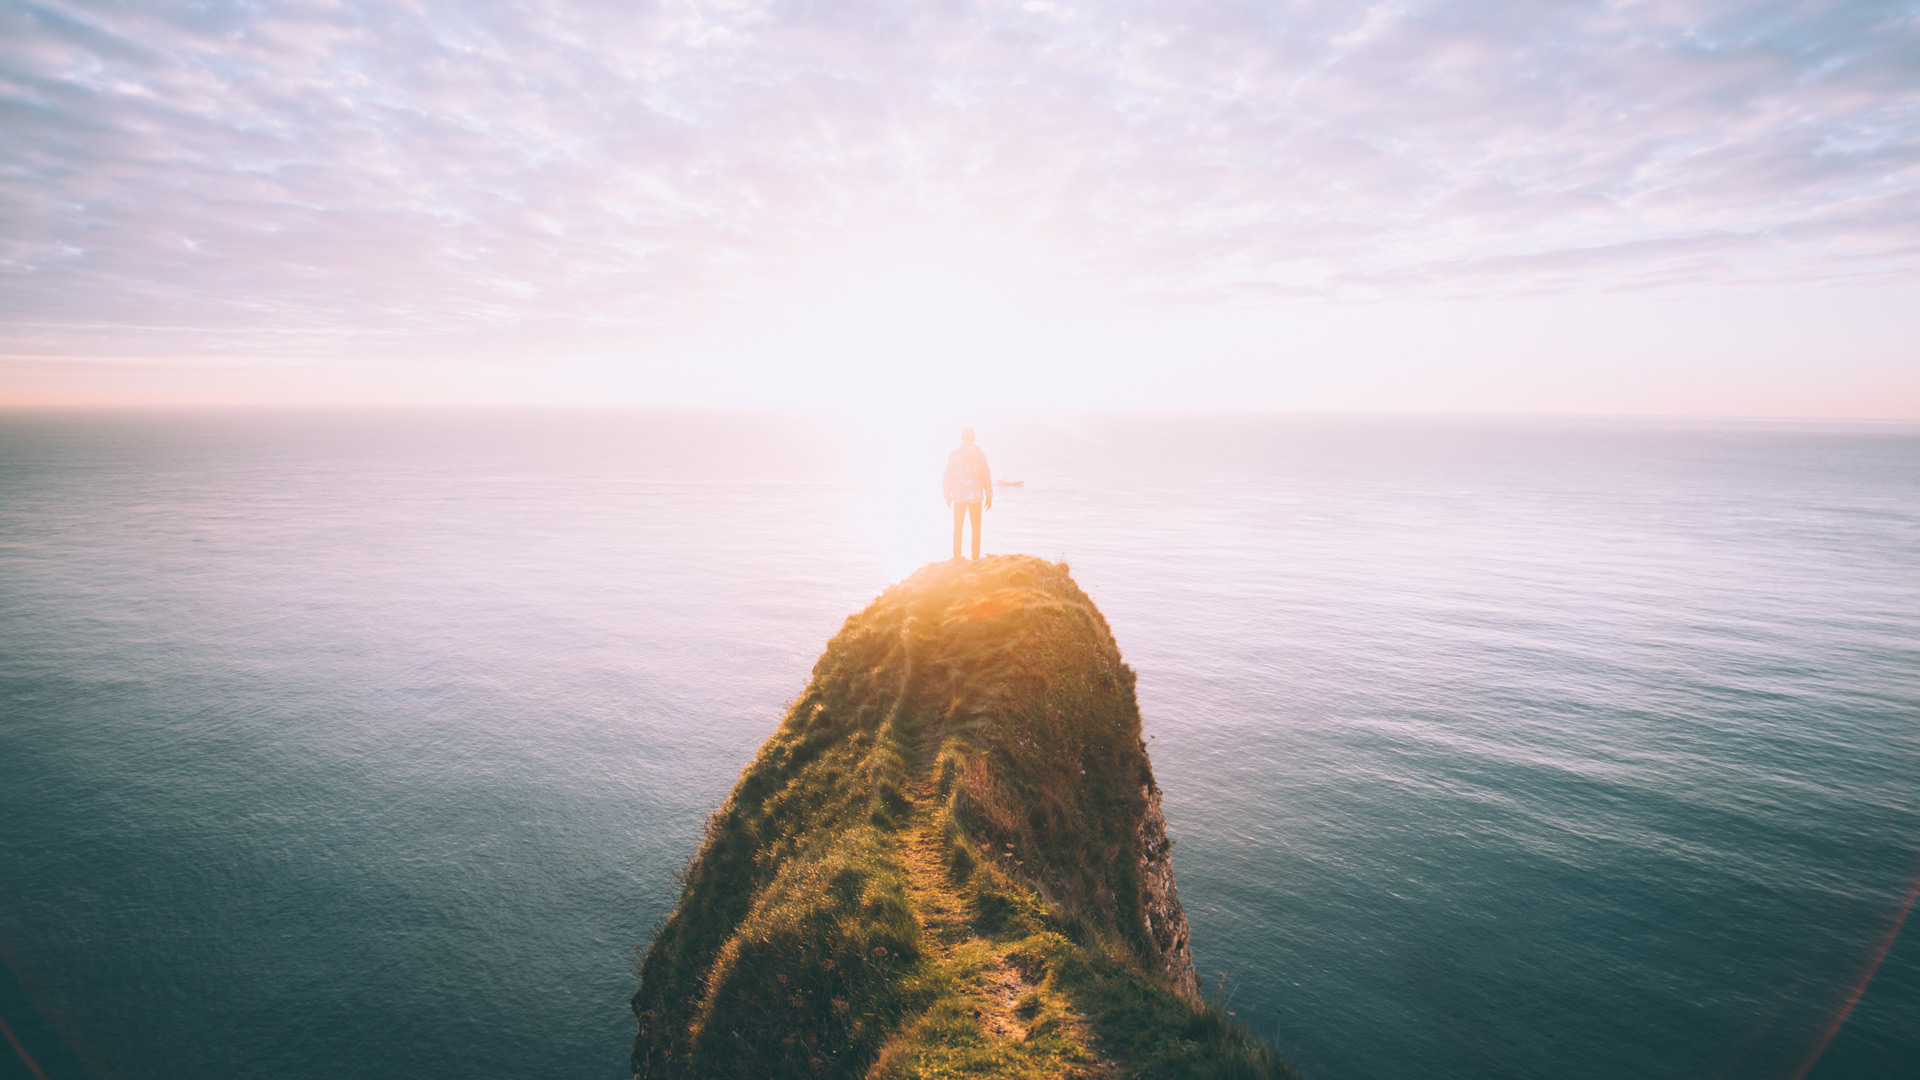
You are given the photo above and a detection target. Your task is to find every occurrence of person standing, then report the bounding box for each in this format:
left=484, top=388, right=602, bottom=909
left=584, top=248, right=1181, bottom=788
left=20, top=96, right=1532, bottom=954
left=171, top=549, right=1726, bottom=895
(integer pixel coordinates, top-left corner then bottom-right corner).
left=943, top=428, right=992, bottom=561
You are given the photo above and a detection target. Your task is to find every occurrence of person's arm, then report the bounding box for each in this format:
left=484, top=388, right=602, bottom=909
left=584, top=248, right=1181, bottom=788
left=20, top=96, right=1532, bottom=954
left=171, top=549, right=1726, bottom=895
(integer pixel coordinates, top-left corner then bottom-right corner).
left=983, top=453, right=993, bottom=509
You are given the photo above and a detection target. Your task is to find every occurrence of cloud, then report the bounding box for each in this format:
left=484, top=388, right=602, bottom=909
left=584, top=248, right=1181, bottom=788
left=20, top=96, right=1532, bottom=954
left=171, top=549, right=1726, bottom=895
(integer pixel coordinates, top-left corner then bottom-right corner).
left=1, top=0, right=1917, bottom=363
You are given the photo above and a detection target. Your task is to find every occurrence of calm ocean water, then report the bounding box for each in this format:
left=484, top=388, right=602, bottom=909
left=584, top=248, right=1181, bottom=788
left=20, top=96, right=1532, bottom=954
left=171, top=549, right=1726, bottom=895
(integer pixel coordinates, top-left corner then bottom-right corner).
left=1, top=411, right=1915, bottom=1080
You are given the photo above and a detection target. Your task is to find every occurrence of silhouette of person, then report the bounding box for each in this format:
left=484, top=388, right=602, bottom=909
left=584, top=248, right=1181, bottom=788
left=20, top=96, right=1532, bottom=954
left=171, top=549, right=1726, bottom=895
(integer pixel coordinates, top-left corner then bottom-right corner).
left=943, top=428, right=992, bottom=561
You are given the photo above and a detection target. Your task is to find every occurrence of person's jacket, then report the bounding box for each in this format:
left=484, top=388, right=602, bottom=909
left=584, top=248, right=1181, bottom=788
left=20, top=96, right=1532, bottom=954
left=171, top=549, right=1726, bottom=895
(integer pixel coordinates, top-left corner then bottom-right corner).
left=943, top=443, right=991, bottom=504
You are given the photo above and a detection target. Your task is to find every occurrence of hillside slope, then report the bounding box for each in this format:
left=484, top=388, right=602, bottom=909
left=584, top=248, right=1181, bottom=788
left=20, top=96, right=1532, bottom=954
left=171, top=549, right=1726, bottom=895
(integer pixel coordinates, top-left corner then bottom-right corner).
left=630, top=556, right=1295, bottom=1079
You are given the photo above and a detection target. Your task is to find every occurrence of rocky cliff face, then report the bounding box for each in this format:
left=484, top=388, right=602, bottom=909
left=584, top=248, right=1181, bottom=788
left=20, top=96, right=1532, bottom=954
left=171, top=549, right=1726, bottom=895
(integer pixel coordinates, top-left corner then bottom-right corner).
left=629, top=556, right=1290, bottom=1080
left=1137, top=785, right=1202, bottom=1003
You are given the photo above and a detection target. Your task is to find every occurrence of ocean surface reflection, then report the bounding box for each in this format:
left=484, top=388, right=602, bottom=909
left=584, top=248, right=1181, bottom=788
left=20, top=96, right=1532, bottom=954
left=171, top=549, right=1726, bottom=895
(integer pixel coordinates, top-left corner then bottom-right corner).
left=0, top=411, right=1914, bottom=1079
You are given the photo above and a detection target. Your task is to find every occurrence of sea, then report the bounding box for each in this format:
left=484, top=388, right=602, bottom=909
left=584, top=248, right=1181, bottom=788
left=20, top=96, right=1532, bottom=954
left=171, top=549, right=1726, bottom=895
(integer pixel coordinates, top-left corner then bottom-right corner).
left=1, top=411, right=1915, bottom=1080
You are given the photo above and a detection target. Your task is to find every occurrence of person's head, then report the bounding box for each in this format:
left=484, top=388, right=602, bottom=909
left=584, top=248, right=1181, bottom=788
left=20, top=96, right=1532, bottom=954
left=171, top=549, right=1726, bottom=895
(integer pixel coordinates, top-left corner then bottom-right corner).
left=960, top=427, right=976, bottom=444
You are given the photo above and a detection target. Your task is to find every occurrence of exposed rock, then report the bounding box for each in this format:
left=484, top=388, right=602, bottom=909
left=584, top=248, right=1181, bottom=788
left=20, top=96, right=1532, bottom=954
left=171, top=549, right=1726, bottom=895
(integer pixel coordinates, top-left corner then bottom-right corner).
left=1137, top=784, right=1202, bottom=1003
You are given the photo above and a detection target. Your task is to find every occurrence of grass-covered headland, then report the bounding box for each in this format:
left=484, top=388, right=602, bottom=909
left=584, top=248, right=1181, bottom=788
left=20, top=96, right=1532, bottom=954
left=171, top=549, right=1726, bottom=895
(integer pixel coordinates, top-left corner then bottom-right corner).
left=630, top=555, right=1296, bottom=1079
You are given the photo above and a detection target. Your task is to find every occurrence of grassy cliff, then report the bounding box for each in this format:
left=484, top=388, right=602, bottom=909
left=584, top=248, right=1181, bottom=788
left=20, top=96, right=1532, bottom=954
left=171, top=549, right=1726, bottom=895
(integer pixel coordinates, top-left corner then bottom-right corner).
left=630, top=556, right=1295, bottom=1080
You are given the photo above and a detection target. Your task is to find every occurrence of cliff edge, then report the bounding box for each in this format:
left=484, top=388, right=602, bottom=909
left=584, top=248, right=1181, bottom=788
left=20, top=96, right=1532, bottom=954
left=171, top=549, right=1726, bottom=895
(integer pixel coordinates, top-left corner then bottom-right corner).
left=630, top=555, right=1294, bottom=1079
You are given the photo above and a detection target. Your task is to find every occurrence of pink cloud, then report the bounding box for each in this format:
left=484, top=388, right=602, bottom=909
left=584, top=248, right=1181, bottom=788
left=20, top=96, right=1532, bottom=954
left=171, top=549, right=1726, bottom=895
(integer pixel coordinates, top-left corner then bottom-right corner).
left=0, top=0, right=1915, bottom=383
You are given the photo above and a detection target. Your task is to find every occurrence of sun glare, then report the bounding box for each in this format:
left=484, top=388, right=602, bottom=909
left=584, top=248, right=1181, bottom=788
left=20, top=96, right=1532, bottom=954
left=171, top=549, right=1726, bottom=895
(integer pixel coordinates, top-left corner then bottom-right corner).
left=681, top=231, right=1105, bottom=418
left=829, top=405, right=1000, bottom=580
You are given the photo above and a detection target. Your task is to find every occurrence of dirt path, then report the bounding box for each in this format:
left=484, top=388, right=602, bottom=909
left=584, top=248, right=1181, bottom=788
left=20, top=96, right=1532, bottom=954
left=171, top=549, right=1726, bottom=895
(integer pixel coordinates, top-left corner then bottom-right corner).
left=899, top=779, right=1043, bottom=1042
left=872, top=713, right=1117, bottom=1078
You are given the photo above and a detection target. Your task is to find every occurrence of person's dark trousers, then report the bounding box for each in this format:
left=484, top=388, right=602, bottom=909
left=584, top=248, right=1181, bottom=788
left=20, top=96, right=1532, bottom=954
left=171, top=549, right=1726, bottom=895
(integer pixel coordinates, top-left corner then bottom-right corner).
left=952, top=501, right=982, bottom=560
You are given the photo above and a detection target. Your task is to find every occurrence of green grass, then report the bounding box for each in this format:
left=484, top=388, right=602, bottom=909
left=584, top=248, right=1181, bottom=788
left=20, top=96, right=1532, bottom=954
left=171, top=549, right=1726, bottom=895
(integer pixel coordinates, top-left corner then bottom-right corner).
left=630, top=555, right=1298, bottom=1079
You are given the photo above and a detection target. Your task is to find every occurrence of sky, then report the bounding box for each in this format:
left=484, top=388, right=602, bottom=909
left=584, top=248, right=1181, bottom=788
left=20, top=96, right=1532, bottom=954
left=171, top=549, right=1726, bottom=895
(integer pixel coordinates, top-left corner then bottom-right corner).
left=3, top=0, right=1919, bottom=416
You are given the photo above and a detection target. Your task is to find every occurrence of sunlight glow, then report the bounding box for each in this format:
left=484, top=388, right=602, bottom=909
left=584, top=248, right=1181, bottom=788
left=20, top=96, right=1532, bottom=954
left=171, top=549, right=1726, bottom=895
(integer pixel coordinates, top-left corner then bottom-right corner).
left=714, top=237, right=1069, bottom=576
left=690, top=231, right=1098, bottom=420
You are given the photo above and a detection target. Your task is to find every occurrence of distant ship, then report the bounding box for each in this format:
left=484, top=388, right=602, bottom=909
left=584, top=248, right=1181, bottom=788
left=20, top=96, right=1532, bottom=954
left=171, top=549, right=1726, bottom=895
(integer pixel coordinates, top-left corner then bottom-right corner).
left=996, top=478, right=1024, bottom=487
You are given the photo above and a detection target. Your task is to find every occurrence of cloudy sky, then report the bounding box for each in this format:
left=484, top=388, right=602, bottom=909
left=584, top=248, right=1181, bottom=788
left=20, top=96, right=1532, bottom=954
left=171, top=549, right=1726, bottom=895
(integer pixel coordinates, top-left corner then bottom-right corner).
left=4, top=0, right=1918, bottom=414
